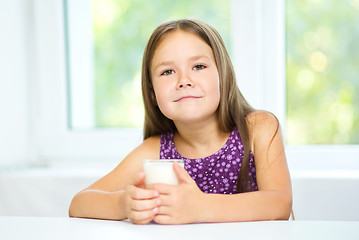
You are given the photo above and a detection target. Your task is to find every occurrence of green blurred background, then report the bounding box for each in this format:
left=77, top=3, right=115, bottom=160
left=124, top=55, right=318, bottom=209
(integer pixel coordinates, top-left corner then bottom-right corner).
left=286, top=0, right=359, bottom=144
left=79, top=0, right=359, bottom=145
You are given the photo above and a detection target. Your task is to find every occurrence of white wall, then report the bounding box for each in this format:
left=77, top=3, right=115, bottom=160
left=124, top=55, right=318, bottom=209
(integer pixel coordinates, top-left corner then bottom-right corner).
left=0, top=168, right=106, bottom=217
left=0, top=0, right=32, bottom=170
left=1, top=168, right=359, bottom=220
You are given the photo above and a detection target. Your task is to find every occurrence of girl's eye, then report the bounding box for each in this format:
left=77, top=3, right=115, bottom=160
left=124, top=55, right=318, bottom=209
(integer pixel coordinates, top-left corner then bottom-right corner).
left=161, top=69, right=175, bottom=76
left=193, top=64, right=206, bottom=71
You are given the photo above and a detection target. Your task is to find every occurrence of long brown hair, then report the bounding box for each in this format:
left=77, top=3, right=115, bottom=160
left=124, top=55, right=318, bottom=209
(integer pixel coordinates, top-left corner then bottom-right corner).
left=141, top=19, right=255, bottom=192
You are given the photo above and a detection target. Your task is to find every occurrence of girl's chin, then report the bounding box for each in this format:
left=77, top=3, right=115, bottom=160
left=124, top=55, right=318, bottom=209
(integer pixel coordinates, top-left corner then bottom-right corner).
left=172, top=114, right=216, bottom=125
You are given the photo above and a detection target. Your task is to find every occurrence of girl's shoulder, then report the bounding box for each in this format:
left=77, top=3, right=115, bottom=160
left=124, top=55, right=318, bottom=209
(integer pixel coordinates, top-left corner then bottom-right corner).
left=121, top=135, right=161, bottom=163
left=137, top=135, right=161, bottom=156
left=246, top=110, right=279, bottom=128
left=246, top=110, right=280, bottom=147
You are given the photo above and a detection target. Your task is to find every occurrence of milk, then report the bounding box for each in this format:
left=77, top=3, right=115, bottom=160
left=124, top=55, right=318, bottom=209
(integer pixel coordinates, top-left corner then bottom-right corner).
left=143, top=159, right=184, bottom=185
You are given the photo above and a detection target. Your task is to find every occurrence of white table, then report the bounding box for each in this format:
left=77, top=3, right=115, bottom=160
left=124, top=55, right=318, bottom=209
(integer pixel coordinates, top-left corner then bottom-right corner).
left=0, top=216, right=358, bottom=240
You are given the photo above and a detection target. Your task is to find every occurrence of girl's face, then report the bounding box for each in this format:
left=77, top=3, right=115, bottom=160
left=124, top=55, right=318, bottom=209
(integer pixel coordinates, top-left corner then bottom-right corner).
left=150, top=30, right=220, bottom=125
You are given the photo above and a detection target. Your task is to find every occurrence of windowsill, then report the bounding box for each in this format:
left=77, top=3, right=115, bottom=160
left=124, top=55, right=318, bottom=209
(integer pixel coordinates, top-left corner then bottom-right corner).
left=1, top=164, right=359, bottom=220
left=2, top=165, right=359, bottom=178
left=0, top=166, right=110, bottom=178
left=290, top=169, right=359, bottom=179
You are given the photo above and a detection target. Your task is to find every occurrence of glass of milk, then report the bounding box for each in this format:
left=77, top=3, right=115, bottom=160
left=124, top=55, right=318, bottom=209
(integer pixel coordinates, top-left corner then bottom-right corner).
left=143, top=159, right=184, bottom=185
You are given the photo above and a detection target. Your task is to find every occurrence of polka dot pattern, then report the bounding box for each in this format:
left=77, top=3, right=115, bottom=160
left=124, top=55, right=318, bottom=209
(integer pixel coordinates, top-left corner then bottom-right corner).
left=160, top=128, right=258, bottom=194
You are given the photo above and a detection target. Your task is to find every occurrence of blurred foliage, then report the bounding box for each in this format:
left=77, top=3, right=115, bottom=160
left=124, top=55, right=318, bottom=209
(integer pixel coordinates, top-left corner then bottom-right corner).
left=286, top=0, right=359, bottom=144
left=91, top=0, right=230, bottom=128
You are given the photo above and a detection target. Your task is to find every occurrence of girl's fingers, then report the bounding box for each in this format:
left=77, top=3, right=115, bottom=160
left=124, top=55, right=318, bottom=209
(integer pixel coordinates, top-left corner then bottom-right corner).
left=173, top=162, right=193, bottom=184
left=146, top=183, right=173, bottom=194
left=129, top=208, right=158, bottom=225
left=153, top=214, right=172, bottom=225
left=131, top=198, right=161, bottom=211
left=129, top=185, right=159, bottom=200
left=125, top=177, right=160, bottom=224
left=156, top=194, right=171, bottom=206
left=133, top=172, right=146, bottom=187
left=156, top=205, right=171, bottom=215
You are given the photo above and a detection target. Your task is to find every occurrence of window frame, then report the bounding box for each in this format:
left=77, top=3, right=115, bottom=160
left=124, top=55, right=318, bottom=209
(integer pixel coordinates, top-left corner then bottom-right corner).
left=32, top=0, right=359, bottom=169
left=32, top=0, right=142, bottom=167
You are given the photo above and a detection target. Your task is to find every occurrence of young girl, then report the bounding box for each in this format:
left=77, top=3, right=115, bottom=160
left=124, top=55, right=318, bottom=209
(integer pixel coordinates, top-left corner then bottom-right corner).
left=69, top=19, right=292, bottom=224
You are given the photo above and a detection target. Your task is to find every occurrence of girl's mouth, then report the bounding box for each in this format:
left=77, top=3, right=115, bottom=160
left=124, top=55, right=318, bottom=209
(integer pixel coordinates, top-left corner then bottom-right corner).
left=174, top=96, right=202, bottom=102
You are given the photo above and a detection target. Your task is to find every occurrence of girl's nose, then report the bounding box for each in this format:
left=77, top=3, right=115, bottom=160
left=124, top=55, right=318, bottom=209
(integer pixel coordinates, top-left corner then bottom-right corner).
left=177, top=73, right=194, bottom=89
left=178, top=81, right=193, bottom=88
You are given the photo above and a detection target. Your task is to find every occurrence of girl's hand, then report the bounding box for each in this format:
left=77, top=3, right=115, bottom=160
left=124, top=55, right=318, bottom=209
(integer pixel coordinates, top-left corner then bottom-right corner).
left=123, top=172, right=161, bottom=224
left=148, top=162, right=205, bottom=224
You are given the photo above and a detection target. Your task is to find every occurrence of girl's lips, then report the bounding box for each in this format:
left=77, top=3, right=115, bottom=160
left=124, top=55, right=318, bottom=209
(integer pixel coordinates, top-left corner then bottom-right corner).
left=174, top=96, right=202, bottom=102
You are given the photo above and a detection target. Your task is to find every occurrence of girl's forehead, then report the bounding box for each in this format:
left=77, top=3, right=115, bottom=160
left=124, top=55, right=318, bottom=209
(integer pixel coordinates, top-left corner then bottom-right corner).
left=151, top=30, right=213, bottom=64
left=156, top=30, right=207, bottom=49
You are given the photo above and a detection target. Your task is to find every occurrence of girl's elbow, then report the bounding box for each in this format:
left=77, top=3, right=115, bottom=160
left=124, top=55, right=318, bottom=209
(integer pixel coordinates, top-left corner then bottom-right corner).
left=276, top=195, right=293, bottom=220
left=68, top=199, right=77, bottom=217
left=269, top=194, right=292, bottom=221
left=68, top=194, right=81, bottom=218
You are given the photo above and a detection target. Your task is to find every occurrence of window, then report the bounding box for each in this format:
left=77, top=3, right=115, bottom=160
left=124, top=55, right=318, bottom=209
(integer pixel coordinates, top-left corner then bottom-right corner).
left=33, top=0, right=359, bottom=168
left=286, top=0, right=359, bottom=145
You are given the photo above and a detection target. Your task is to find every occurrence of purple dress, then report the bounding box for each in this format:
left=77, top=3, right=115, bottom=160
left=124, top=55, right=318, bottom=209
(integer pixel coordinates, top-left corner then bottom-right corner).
left=160, top=128, right=258, bottom=194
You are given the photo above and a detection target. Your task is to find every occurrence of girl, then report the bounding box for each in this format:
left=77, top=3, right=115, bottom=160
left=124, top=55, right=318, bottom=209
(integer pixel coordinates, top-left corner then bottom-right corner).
left=69, top=19, right=292, bottom=224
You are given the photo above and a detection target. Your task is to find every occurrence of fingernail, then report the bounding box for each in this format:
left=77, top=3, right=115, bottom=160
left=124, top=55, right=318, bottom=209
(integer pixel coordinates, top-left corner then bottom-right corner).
left=154, top=191, right=159, bottom=197
left=153, top=207, right=158, bottom=214
left=157, top=199, right=161, bottom=206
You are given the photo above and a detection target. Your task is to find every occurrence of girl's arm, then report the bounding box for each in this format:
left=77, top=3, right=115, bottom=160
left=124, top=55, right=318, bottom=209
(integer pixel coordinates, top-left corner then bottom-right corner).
left=68, top=136, right=162, bottom=224
left=150, top=111, right=292, bottom=224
